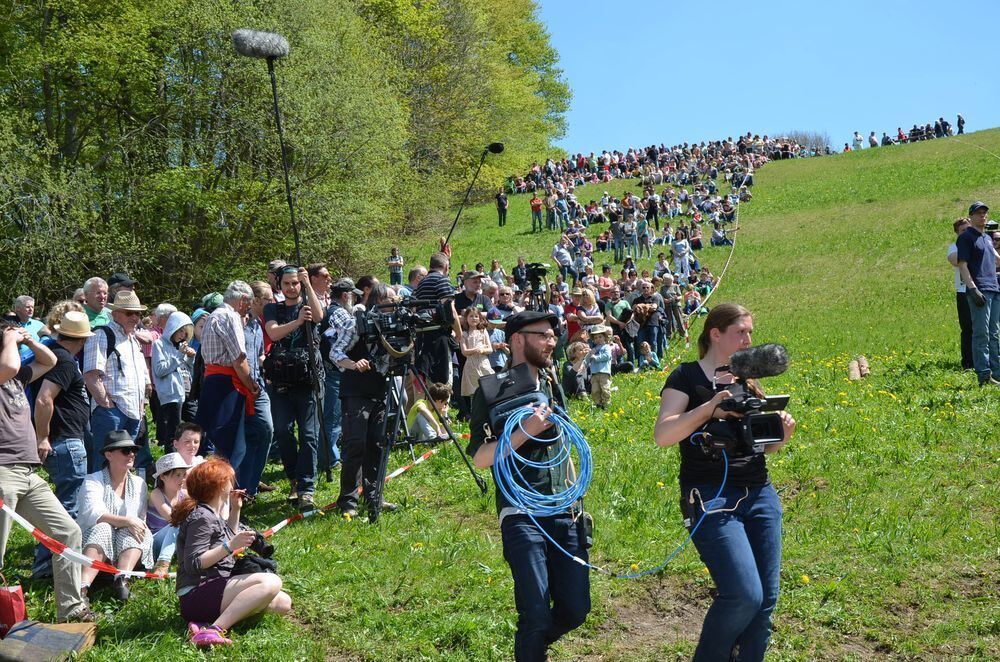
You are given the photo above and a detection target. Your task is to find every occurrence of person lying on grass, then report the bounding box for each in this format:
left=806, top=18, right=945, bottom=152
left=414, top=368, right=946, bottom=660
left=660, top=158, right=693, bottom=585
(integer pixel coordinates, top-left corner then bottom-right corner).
left=172, top=457, right=291, bottom=648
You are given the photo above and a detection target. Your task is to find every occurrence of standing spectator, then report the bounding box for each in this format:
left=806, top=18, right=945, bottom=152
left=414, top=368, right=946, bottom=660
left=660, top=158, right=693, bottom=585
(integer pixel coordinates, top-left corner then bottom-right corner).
left=196, top=282, right=259, bottom=481
left=868, top=131, right=878, bottom=148
left=241, top=282, right=274, bottom=497
left=398, top=266, right=427, bottom=298
left=106, top=272, right=138, bottom=304
left=852, top=131, right=864, bottom=151
left=587, top=325, right=613, bottom=408
left=0, top=322, right=94, bottom=622
left=264, top=268, right=324, bottom=510
left=307, top=263, right=333, bottom=311
left=266, top=259, right=287, bottom=303
left=512, top=256, right=529, bottom=292
left=550, top=238, right=573, bottom=282
left=496, top=188, right=509, bottom=227
left=460, top=307, right=494, bottom=407
left=948, top=218, right=975, bottom=371
left=386, top=249, right=404, bottom=287
left=77, top=430, right=154, bottom=601
left=957, top=201, right=1000, bottom=386
left=957, top=114, right=965, bottom=134
left=151, top=312, right=195, bottom=450
left=30, top=310, right=93, bottom=579
left=83, top=290, right=152, bottom=475
left=672, top=229, right=693, bottom=281
left=320, top=278, right=363, bottom=476
left=488, top=259, right=508, bottom=286
left=413, top=253, right=460, bottom=387
left=529, top=193, right=543, bottom=232
left=13, top=296, right=50, bottom=340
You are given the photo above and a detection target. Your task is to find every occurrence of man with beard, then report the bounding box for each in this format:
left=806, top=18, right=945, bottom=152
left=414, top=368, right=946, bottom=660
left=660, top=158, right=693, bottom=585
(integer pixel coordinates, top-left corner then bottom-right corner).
left=466, top=311, right=590, bottom=662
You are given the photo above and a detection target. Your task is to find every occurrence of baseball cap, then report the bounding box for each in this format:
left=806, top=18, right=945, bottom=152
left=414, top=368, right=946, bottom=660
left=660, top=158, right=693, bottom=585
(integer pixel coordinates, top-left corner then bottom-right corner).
left=108, top=272, right=138, bottom=288
left=969, top=201, right=989, bottom=215
left=331, top=277, right=363, bottom=296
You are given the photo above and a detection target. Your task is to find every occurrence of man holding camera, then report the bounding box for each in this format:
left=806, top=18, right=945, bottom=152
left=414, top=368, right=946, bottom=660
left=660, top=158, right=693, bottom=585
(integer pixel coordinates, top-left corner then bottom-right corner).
left=466, top=311, right=590, bottom=662
left=957, top=201, right=1000, bottom=386
left=264, top=266, right=325, bottom=510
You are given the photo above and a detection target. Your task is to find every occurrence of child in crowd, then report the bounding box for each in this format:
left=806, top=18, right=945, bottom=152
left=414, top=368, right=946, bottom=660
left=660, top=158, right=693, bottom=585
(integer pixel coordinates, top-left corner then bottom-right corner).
left=152, top=311, right=196, bottom=447
left=587, top=325, right=613, bottom=408
left=460, top=307, right=494, bottom=406
left=173, top=422, right=207, bottom=466
left=683, top=284, right=702, bottom=315
left=562, top=341, right=590, bottom=398
left=637, top=341, right=661, bottom=371
left=148, top=452, right=192, bottom=575
left=408, top=382, right=451, bottom=443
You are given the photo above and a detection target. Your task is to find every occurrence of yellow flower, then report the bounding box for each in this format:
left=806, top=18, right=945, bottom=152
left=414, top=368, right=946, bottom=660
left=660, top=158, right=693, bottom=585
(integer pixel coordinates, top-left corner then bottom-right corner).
left=343, top=513, right=352, bottom=522
left=656, top=481, right=665, bottom=489
left=814, top=407, right=825, bottom=413
left=630, top=563, right=639, bottom=571
left=801, top=574, right=810, bottom=584
left=411, top=542, right=424, bottom=550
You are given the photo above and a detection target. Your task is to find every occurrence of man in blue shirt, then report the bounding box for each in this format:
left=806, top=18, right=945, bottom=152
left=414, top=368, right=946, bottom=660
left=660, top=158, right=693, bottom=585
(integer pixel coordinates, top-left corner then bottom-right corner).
left=957, top=201, right=1000, bottom=386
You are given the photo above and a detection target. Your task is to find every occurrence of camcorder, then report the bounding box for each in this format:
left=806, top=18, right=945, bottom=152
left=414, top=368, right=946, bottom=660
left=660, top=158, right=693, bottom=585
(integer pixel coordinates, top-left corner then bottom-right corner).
left=694, top=344, right=791, bottom=457
left=356, top=297, right=456, bottom=369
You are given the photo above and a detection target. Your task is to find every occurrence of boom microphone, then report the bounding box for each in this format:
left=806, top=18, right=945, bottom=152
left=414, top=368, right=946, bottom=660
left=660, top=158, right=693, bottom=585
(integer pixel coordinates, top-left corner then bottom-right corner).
left=728, top=343, right=789, bottom=380
left=232, top=29, right=289, bottom=60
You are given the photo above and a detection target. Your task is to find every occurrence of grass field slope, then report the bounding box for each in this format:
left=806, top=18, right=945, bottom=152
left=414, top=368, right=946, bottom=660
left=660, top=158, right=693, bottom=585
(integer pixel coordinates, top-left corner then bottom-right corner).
left=11, top=131, right=1000, bottom=660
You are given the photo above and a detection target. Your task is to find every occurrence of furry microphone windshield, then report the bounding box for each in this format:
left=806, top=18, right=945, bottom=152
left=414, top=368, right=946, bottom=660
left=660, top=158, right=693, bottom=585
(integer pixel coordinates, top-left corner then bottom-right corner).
left=728, top=343, right=789, bottom=380
left=232, top=29, right=289, bottom=60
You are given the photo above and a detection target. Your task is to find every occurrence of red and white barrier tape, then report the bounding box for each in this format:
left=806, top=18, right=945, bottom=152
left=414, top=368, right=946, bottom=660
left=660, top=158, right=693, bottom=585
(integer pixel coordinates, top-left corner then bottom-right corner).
left=0, top=444, right=446, bottom=580
left=0, top=497, right=174, bottom=579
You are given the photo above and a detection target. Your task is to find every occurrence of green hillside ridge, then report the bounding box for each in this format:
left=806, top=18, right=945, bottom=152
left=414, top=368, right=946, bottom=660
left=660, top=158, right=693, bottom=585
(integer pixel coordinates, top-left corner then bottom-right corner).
left=12, top=131, right=1000, bottom=660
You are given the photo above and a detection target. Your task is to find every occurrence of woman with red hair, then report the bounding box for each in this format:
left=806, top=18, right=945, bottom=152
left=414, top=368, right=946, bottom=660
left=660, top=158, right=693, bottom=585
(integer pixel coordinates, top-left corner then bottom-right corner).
left=171, top=458, right=291, bottom=647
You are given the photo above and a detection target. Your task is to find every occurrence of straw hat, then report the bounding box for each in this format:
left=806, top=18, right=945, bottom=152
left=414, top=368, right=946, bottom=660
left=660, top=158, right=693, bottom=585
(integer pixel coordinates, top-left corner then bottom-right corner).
left=108, top=290, right=147, bottom=312
left=53, top=310, right=94, bottom=339
left=590, top=324, right=612, bottom=336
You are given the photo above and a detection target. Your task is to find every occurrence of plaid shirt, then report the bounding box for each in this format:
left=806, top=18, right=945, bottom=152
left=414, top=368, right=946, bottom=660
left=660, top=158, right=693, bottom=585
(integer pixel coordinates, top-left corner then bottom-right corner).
left=83, top=320, right=149, bottom=420
left=201, top=303, right=247, bottom=367
left=323, top=302, right=358, bottom=368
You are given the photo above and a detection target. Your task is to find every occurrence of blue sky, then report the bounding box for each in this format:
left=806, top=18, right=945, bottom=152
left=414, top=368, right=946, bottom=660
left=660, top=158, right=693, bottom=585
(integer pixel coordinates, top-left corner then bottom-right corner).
left=537, top=0, right=999, bottom=154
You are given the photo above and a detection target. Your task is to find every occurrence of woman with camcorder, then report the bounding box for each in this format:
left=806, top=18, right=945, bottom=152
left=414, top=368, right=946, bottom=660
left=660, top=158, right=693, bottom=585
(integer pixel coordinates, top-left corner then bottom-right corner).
left=654, top=303, right=795, bottom=662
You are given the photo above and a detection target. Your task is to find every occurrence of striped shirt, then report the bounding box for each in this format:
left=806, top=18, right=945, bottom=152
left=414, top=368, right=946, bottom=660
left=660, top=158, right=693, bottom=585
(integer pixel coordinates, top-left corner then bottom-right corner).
left=200, top=303, right=246, bottom=367
left=83, top=321, right=149, bottom=420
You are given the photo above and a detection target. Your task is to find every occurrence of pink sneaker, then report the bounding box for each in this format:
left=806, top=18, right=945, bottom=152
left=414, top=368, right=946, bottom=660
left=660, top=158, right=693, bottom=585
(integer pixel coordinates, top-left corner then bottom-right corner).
left=191, top=625, right=232, bottom=647
left=187, top=622, right=208, bottom=638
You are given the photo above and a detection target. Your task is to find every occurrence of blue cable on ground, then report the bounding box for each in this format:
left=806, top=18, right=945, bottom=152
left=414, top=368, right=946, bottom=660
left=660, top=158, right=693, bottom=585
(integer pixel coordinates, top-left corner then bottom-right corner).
left=492, top=405, right=727, bottom=578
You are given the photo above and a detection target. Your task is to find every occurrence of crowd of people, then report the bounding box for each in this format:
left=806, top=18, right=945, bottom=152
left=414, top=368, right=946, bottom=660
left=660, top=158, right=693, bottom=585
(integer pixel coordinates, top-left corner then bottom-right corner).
left=0, top=125, right=805, bottom=655
left=847, top=113, right=965, bottom=150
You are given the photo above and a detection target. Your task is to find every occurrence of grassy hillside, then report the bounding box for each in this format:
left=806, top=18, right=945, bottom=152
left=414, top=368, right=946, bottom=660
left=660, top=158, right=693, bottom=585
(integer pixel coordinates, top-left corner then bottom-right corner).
left=10, top=132, right=1000, bottom=660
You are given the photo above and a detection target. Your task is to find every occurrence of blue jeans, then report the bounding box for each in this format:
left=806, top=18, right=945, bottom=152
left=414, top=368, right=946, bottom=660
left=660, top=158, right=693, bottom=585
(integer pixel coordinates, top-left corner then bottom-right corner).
left=531, top=210, right=543, bottom=232
left=638, top=325, right=659, bottom=360
left=625, top=235, right=638, bottom=257
left=613, top=237, right=624, bottom=262
left=321, top=369, right=343, bottom=470
left=33, top=437, right=87, bottom=575
left=501, top=514, right=591, bottom=662
left=152, top=525, right=178, bottom=563
left=88, top=405, right=140, bottom=473
left=546, top=209, right=556, bottom=230
left=238, top=387, right=273, bottom=496
left=685, top=482, right=782, bottom=662
left=270, top=386, right=319, bottom=495
left=967, top=289, right=1000, bottom=380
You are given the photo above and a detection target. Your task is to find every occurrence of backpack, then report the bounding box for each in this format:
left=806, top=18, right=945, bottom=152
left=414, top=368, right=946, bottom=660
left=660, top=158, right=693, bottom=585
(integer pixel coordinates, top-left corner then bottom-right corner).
left=87, top=326, right=123, bottom=375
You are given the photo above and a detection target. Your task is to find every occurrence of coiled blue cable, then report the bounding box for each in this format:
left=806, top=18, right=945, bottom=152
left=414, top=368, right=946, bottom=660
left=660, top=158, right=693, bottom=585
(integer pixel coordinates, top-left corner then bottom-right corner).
left=492, top=405, right=728, bottom=577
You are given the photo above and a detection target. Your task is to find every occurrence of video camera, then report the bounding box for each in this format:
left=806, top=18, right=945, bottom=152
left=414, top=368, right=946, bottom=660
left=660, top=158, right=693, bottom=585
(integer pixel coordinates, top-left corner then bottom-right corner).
left=694, top=344, right=791, bottom=457
left=525, top=262, right=549, bottom=292
left=356, top=297, right=456, bottom=368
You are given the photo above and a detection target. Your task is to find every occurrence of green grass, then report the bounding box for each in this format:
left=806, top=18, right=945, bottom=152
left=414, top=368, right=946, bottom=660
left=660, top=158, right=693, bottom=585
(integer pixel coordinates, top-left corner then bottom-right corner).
left=8, top=131, right=1000, bottom=660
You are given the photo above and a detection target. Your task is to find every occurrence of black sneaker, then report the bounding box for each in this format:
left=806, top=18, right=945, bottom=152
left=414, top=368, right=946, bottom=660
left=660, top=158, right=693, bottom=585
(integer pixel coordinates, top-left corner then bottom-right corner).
left=380, top=501, right=399, bottom=513
left=979, top=376, right=1000, bottom=387
left=112, top=575, right=130, bottom=602
left=297, top=493, right=315, bottom=511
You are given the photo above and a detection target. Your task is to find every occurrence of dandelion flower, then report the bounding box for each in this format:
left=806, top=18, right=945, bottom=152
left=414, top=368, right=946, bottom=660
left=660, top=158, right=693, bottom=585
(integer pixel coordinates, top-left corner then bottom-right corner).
left=801, top=574, right=810, bottom=584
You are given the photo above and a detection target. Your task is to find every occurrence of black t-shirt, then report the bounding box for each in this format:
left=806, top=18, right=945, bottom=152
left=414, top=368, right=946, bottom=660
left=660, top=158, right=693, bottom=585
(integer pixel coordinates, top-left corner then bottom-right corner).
left=661, top=361, right=768, bottom=488
left=496, top=193, right=508, bottom=209
left=454, top=291, right=490, bottom=314
left=264, top=300, right=306, bottom=350
left=44, top=345, right=90, bottom=440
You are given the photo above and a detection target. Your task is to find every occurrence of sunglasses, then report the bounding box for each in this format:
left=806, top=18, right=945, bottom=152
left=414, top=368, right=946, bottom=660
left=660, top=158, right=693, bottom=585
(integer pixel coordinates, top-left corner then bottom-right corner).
left=116, top=448, right=137, bottom=456
left=122, top=310, right=141, bottom=318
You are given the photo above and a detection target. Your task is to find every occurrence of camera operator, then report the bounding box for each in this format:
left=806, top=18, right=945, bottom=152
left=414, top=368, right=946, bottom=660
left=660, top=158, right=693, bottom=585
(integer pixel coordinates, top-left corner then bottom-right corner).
left=263, top=266, right=324, bottom=511
left=466, top=311, right=590, bottom=662
left=412, top=252, right=461, bottom=386
left=654, top=304, right=795, bottom=662
left=333, top=283, right=397, bottom=518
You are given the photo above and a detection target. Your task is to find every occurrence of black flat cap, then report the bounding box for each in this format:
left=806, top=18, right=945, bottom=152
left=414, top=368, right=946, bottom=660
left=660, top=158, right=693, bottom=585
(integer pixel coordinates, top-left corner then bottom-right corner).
left=504, top=310, right=559, bottom=341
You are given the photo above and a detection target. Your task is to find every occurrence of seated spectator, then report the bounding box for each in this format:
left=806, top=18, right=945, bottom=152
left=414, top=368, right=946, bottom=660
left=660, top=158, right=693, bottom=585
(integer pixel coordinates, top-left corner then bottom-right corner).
left=407, top=382, right=451, bottom=443
left=173, top=422, right=206, bottom=466
left=637, top=341, right=661, bottom=371
left=683, top=284, right=702, bottom=315
left=77, top=430, right=155, bottom=602
left=148, top=452, right=191, bottom=576
left=172, top=458, right=291, bottom=647
left=710, top=221, right=734, bottom=246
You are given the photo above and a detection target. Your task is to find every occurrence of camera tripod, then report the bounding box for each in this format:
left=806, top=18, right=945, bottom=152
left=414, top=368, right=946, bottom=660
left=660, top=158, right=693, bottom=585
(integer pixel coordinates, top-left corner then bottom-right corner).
left=366, top=344, right=487, bottom=523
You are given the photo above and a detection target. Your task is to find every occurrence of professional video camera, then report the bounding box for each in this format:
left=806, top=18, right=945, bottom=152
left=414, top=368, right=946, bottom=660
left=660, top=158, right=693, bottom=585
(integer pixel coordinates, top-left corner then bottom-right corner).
left=523, top=263, right=550, bottom=312
left=356, top=297, right=456, bottom=366
left=694, top=343, right=791, bottom=457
